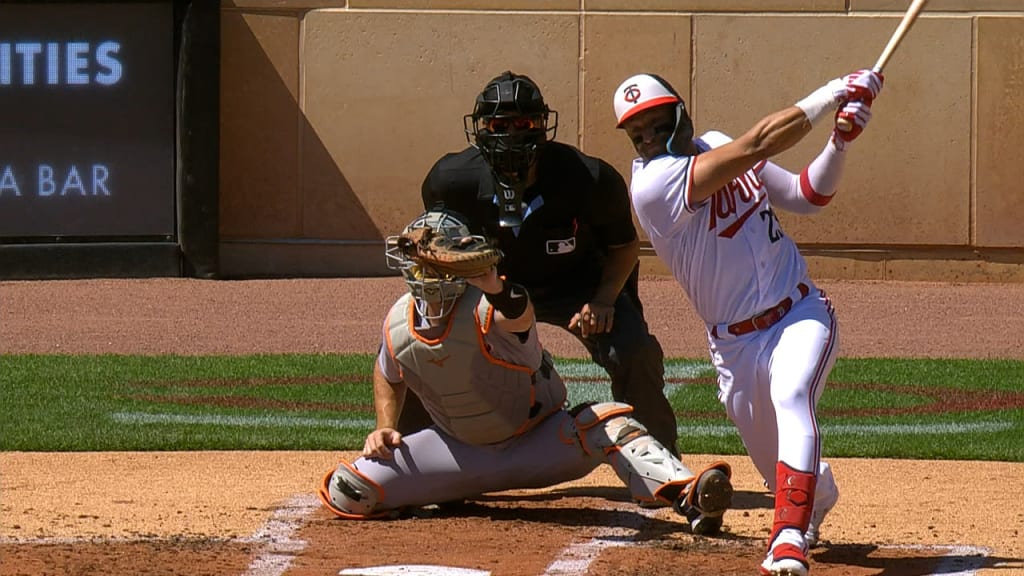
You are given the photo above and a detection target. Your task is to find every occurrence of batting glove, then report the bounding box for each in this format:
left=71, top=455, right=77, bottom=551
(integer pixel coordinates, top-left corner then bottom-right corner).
left=842, top=69, right=884, bottom=102
left=833, top=99, right=874, bottom=143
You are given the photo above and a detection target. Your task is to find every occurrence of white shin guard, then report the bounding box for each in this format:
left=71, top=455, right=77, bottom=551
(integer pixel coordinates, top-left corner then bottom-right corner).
left=573, top=402, right=694, bottom=504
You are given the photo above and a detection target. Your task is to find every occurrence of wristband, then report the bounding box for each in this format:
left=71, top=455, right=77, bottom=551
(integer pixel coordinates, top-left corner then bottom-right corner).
left=795, top=78, right=845, bottom=127
left=484, top=280, right=529, bottom=319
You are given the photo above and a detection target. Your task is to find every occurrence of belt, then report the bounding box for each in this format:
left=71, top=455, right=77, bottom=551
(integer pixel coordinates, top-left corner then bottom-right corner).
left=711, top=283, right=811, bottom=339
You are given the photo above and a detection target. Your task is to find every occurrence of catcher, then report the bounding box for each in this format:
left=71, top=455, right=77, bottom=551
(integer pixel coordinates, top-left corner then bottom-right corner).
left=318, top=208, right=733, bottom=533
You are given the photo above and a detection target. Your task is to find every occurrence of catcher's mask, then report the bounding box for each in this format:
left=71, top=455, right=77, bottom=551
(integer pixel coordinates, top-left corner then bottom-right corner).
left=385, top=209, right=480, bottom=320
left=465, top=71, right=558, bottom=227
left=613, top=73, right=693, bottom=157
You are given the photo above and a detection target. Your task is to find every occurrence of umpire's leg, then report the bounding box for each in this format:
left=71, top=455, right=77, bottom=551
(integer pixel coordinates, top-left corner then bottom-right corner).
left=583, top=290, right=678, bottom=457
left=533, top=291, right=678, bottom=457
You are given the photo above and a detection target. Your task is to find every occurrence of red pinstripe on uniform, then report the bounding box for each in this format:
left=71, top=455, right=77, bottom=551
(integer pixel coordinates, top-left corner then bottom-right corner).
left=805, top=289, right=838, bottom=467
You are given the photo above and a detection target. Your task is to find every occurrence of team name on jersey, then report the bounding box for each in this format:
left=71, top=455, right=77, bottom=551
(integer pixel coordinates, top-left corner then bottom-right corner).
left=707, top=170, right=765, bottom=238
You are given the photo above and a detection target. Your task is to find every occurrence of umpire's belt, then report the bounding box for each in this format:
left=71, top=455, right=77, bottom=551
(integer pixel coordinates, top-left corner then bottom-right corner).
left=711, top=283, right=811, bottom=339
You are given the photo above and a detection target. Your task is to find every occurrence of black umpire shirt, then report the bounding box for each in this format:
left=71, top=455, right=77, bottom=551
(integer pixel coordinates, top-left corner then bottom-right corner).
left=421, top=141, right=638, bottom=304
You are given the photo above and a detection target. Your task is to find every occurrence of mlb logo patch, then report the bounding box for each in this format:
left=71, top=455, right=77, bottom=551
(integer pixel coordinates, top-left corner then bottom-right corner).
left=546, top=237, right=576, bottom=255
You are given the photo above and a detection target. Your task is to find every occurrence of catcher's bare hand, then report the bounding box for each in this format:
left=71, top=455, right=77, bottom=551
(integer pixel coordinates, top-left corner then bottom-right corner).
left=569, top=301, right=615, bottom=337
left=363, top=428, right=402, bottom=459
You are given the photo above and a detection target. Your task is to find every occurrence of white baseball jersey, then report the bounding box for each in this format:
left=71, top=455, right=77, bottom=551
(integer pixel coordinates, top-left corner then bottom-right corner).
left=629, top=131, right=808, bottom=326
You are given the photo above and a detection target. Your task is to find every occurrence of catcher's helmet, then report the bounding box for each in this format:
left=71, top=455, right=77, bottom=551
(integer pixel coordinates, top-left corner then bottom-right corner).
left=385, top=209, right=481, bottom=320
left=613, top=73, right=693, bottom=156
left=465, top=72, right=558, bottom=225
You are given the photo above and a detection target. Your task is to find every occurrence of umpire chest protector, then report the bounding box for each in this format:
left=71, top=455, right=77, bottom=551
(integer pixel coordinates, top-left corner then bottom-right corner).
left=386, top=288, right=565, bottom=445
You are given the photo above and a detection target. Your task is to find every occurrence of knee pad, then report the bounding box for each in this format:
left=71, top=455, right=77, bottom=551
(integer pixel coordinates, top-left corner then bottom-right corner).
left=573, top=402, right=692, bottom=505
left=317, top=461, right=388, bottom=519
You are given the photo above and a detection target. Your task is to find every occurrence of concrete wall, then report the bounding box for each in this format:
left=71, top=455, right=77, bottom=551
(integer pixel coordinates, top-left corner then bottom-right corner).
left=219, top=1, right=1024, bottom=282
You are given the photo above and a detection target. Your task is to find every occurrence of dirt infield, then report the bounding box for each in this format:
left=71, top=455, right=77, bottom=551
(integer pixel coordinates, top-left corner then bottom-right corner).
left=2, top=277, right=1023, bottom=576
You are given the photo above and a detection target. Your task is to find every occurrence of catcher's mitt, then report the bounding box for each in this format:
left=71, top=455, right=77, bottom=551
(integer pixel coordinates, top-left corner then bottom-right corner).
left=397, top=226, right=502, bottom=278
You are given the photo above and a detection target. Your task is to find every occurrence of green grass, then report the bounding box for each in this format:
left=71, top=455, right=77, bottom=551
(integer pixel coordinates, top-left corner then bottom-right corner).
left=1, top=354, right=1022, bottom=461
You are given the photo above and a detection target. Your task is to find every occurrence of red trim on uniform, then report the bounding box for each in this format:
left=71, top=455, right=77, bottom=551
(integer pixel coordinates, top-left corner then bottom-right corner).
left=616, top=96, right=680, bottom=127
left=800, top=168, right=834, bottom=206
left=810, top=296, right=837, bottom=466
left=684, top=154, right=698, bottom=213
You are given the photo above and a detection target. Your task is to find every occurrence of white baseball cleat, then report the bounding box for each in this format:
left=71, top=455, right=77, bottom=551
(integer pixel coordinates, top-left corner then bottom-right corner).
left=759, top=529, right=809, bottom=576
left=805, top=463, right=839, bottom=548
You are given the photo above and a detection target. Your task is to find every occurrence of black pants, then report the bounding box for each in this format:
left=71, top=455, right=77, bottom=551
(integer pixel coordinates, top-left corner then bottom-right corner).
left=396, top=277, right=679, bottom=456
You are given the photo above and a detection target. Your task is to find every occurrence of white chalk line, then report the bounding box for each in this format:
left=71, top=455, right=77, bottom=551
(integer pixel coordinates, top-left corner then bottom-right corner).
left=542, top=505, right=657, bottom=575
left=0, top=498, right=999, bottom=576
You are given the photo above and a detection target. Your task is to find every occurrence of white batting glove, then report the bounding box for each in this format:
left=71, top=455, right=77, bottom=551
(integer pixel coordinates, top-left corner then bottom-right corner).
left=833, top=99, right=874, bottom=145
left=842, top=69, right=884, bottom=102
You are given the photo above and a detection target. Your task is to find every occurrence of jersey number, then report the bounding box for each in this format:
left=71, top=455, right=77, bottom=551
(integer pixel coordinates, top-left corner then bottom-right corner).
left=760, top=207, right=784, bottom=243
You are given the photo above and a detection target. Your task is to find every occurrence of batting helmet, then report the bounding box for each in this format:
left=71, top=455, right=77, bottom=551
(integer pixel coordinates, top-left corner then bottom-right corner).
left=464, top=71, right=558, bottom=186
left=613, top=74, right=693, bottom=155
left=385, top=209, right=479, bottom=319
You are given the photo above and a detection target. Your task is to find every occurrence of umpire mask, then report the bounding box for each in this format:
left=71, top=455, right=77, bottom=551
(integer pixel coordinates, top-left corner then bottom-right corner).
left=465, top=71, right=558, bottom=227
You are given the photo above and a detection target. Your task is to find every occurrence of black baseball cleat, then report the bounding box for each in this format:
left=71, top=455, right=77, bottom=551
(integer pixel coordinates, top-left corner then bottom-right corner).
left=674, top=464, right=734, bottom=535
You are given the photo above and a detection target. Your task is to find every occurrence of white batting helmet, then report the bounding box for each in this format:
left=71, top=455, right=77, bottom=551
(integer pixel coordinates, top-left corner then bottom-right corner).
left=613, top=73, right=682, bottom=127
left=613, top=73, right=694, bottom=155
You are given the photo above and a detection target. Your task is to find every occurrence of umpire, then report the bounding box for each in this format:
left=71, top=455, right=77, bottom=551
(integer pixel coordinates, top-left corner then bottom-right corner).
left=401, top=70, right=679, bottom=456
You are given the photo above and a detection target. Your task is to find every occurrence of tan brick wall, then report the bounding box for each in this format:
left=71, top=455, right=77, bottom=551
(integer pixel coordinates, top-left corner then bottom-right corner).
left=219, top=1, right=1024, bottom=281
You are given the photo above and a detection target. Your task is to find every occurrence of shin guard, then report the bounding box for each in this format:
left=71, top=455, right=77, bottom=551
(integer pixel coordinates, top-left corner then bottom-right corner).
left=769, top=461, right=817, bottom=546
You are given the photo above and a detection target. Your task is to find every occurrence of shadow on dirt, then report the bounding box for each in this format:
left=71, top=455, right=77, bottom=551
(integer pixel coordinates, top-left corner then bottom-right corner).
left=813, top=543, right=1021, bottom=575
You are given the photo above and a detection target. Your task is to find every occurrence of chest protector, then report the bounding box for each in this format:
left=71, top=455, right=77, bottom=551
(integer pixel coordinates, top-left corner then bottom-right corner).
left=386, top=289, right=565, bottom=445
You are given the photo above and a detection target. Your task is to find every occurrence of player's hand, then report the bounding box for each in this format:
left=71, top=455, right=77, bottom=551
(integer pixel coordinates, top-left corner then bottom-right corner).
left=842, top=69, right=883, bottom=102
left=463, top=265, right=502, bottom=293
left=569, top=301, right=615, bottom=337
left=833, top=99, right=874, bottom=143
left=363, top=428, right=402, bottom=459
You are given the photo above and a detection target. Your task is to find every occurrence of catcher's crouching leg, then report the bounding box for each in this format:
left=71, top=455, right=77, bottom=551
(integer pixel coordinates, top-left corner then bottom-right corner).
left=572, top=402, right=733, bottom=534
left=317, top=461, right=390, bottom=519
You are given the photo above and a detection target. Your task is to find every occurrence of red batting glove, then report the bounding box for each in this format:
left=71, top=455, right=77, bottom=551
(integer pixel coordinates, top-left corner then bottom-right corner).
left=834, top=98, right=874, bottom=143
left=842, top=69, right=884, bottom=102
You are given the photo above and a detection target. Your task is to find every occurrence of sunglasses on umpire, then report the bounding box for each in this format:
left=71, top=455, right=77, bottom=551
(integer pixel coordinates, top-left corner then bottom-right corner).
left=484, top=116, right=540, bottom=133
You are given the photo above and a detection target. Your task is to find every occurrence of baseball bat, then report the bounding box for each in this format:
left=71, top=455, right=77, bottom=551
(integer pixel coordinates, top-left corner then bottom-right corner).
left=837, top=0, right=929, bottom=131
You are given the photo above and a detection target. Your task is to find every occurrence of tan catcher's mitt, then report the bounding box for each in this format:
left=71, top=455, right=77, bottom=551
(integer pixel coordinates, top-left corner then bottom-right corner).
left=397, top=226, right=502, bottom=278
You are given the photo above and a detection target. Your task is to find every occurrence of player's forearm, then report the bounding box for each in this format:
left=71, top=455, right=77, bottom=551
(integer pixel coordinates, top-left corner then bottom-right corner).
left=372, top=364, right=405, bottom=429
left=741, top=107, right=815, bottom=161
left=690, top=108, right=813, bottom=205
left=594, top=238, right=640, bottom=305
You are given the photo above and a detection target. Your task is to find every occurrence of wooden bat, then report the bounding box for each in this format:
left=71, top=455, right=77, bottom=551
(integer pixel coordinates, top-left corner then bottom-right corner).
left=837, top=0, right=929, bottom=131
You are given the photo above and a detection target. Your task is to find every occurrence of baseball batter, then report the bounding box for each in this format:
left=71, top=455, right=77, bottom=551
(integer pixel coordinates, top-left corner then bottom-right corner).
left=318, top=209, right=734, bottom=534
left=611, top=70, right=883, bottom=576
